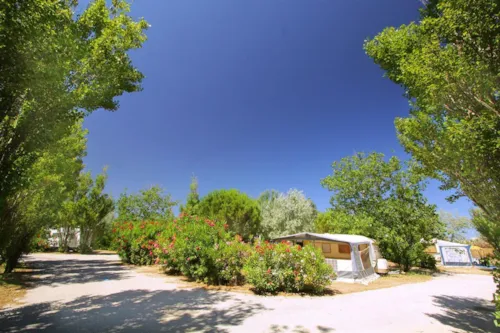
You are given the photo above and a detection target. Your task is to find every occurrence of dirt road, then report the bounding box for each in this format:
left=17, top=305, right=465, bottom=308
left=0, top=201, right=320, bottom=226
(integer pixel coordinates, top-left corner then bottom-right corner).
left=0, top=253, right=496, bottom=332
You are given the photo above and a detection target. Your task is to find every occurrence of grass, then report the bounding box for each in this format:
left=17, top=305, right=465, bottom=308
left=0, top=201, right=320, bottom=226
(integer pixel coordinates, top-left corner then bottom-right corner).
left=0, top=263, right=32, bottom=308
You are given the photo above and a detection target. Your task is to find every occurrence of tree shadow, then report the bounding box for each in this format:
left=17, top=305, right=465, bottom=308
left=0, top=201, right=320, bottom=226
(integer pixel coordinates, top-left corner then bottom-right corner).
left=0, top=288, right=267, bottom=332
left=426, top=295, right=496, bottom=333
left=20, top=259, right=130, bottom=286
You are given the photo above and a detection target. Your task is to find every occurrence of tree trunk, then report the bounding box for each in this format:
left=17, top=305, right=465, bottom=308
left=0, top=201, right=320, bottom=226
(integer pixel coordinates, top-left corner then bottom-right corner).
left=3, top=246, right=23, bottom=274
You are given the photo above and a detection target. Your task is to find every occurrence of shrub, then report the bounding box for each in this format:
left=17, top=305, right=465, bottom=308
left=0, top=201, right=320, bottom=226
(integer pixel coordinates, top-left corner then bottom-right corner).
left=154, top=214, right=251, bottom=285
left=113, top=221, right=165, bottom=265
left=418, top=253, right=437, bottom=270
left=243, top=241, right=334, bottom=294
left=30, top=229, right=50, bottom=252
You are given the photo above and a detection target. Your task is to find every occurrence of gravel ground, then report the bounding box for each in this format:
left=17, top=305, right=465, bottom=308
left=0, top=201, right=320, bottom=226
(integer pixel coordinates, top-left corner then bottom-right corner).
left=0, top=253, right=496, bottom=333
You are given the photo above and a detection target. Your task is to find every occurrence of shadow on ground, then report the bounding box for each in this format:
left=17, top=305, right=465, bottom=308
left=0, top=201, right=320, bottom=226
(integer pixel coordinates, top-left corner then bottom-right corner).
left=426, top=295, right=496, bottom=333
left=269, top=325, right=335, bottom=333
left=0, top=288, right=267, bottom=332
left=20, top=259, right=129, bottom=286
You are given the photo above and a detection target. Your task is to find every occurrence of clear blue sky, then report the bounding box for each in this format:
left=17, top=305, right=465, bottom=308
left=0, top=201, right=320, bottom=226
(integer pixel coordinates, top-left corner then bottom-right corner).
left=83, top=0, right=473, bottom=218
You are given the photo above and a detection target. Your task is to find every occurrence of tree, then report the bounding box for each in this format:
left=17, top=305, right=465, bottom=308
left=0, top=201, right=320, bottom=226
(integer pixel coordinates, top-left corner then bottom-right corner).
left=364, top=0, right=500, bottom=225
left=314, top=210, right=375, bottom=236
left=1, top=121, right=87, bottom=272
left=321, top=153, right=443, bottom=271
left=438, top=211, right=472, bottom=243
left=0, top=0, right=148, bottom=254
left=116, top=186, right=177, bottom=222
left=258, top=189, right=317, bottom=239
left=197, top=189, right=261, bottom=240
left=365, top=1, right=499, bottom=322
left=179, top=176, right=200, bottom=214
left=71, top=170, right=115, bottom=254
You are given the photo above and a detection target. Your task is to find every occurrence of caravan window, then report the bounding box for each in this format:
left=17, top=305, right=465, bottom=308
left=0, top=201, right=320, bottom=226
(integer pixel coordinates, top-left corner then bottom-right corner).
left=321, top=243, right=331, bottom=253
left=338, top=244, right=350, bottom=254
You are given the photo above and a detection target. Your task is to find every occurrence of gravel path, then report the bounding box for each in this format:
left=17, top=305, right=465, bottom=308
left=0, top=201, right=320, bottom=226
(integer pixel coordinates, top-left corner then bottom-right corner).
left=0, top=253, right=496, bottom=333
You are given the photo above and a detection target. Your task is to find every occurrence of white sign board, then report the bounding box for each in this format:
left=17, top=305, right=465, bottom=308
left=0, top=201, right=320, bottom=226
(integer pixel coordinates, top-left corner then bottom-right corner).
left=441, top=246, right=470, bottom=265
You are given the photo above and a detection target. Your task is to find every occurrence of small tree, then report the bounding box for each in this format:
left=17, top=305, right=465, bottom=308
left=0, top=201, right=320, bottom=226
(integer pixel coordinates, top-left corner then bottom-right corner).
left=259, top=189, right=317, bottom=239
left=179, top=176, right=200, bottom=214
left=117, top=186, right=177, bottom=222
left=197, top=189, right=261, bottom=240
left=321, top=153, right=443, bottom=271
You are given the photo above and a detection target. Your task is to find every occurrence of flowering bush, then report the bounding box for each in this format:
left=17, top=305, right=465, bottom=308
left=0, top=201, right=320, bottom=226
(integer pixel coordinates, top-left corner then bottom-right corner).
left=30, top=229, right=50, bottom=252
left=113, top=221, right=165, bottom=265
left=243, top=241, right=334, bottom=294
left=155, top=214, right=251, bottom=285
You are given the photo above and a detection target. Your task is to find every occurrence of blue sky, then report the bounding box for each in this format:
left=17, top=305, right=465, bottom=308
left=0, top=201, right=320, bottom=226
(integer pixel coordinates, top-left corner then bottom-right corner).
left=83, top=0, right=474, bottom=218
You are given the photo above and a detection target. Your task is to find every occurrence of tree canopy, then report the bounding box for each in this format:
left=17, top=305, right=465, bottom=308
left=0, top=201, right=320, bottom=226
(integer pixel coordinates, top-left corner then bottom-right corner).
left=197, top=189, right=261, bottom=240
left=259, top=189, right=317, bottom=239
left=321, top=152, right=443, bottom=271
left=117, top=186, right=177, bottom=222
left=364, top=0, right=500, bottom=224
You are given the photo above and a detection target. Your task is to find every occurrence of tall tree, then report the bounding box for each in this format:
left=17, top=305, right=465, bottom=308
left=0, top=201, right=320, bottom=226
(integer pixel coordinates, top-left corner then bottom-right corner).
left=259, top=189, right=317, bottom=239
left=364, top=0, right=499, bottom=224
left=0, top=0, right=148, bottom=250
left=321, top=153, right=443, bottom=271
left=197, top=189, right=262, bottom=240
left=117, top=186, right=177, bottom=222
left=365, top=0, right=499, bottom=322
left=1, top=121, right=87, bottom=272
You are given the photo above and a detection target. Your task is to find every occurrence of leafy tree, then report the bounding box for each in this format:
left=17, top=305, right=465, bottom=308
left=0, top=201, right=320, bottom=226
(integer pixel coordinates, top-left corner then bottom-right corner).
left=314, top=210, right=376, bottom=236
left=68, top=170, right=114, bottom=254
left=321, top=153, right=442, bottom=271
left=365, top=1, right=499, bottom=322
left=197, top=189, right=261, bottom=240
left=1, top=121, right=86, bottom=272
left=179, top=176, right=200, bottom=214
left=0, top=0, right=148, bottom=253
left=259, top=189, right=317, bottom=239
left=117, top=186, right=177, bottom=222
left=364, top=0, right=500, bottom=226
left=438, top=211, right=472, bottom=243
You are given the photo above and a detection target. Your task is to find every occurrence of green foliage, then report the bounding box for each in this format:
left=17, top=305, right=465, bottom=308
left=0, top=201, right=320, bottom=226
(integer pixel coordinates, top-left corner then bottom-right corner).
left=321, top=152, right=443, bottom=271
left=0, top=0, right=147, bottom=272
left=418, top=253, right=437, bottom=270
left=0, top=121, right=87, bottom=271
left=314, top=210, right=376, bottom=236
left=179, top=176, right=200, bottom=215
left=113, top=221, right=166, bottom=265
left=155, top=215, right=250, bottom=285
left=117, top=186, right=177, bottom=222
left=197, top=189, right=262, bottom=240
left=438, top=211, right=472, bottom=243
left=364, top=0, right=500, bottom=226
left=259, top=189, right=317, bottom=239
left=243, top=242, right=334, bottom=294
left=29, top=229, right=50, bottom=253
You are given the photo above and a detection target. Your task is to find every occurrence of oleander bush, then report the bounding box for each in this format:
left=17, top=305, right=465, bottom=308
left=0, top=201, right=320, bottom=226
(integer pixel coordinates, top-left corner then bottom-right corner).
left=113, top=221, right=165, bottom=265
left=114, top=214, right=334, bottom=293
left=243, top=241, right=334, bottom=294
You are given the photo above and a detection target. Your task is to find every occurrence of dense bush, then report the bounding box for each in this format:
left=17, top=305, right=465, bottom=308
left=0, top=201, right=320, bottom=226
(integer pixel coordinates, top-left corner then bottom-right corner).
left=418, top=253, right=437, bottom=270
left=243, top=241, right=334, bottom=294
left=154, top=214, right=251, bottom=285
left=29, top=229, right=51, bottom=252
left=113, top=221, right=165, bottom=265
left=114, top=215, right=335, bottom=293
